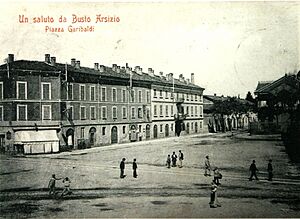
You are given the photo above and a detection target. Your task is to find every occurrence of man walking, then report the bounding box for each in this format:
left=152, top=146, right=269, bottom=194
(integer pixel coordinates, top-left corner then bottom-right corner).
left=249, top=160, right=259, bottom=181
left=178, top=150, right=184, bottom=168
left=166, top=154, right=171, bottom=168
left=204, top=155, right=211, bottom=176
left=120, top=158, right=126, bottom=178
left=133, top=158, right=138, bottom=178
left=171, top=152, right=177, bottom=167
left=267, top=159, right=273, bottom=181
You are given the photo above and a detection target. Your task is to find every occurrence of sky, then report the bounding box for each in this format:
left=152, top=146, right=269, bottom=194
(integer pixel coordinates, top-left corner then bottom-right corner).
left=0, top=1, right=299, bottom=97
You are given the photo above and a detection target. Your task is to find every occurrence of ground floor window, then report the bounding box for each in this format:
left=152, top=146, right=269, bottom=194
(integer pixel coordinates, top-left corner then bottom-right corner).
left=102, top=127, right=106, bottom=135
left=123, top=126, right=126, bottom=134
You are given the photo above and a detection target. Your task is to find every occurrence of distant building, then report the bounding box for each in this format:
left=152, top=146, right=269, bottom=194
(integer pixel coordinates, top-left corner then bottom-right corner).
left=0, top=54, right=204, bottom=154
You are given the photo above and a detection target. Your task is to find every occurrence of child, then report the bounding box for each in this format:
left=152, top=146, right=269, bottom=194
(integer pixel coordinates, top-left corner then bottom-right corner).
left=48, top=174, right=62, bottom=196
left=166, top=155, right=171, bottom=168
left=61, top=177, right=72, bottom=196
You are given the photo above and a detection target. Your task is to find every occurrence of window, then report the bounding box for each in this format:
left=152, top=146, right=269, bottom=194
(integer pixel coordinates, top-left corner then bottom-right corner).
left=138, top=90, right=142, bottom=103
left=195, top=106, right=198, bottom=116
left=123, top=126, right=126, bottom=134
left=171, top=105, right=174, bottom=117
left=200, top=106, right=203, bottom=117
left=200, top=95, right=203, bottom=103
left=80, top=106, right=86, bottom=120
left=112, top=106, right=117, bottom=119
left=42, top=105, right=51, bottom=120
left=41, top=82, right=51, bottom=100
left=80, top=127, right=85, bottom=139
left=171, top=92, right=174, bottom=99
left=131, top=107, right=135, bottom=119
left=0, top=82, right=3, bottom=99
left=101, top=106, right=107, bottom=120
left=101, top=87, right=106, bottom=101
left=90, top=106, right=96, bottom=120
left=159, top=90, right=163, bottom=98
left=122, top=107, right=127, bottom=119
left=102, top=127, right=106, bottom=135
left=186, top=106, right=189, bottom=116
left=68, top=106, right=73, bottom=120
left=191, top=122, right=194, bottom=130
left=138, top=107, right=143, bottom=118
left=166, top=105, right=169, bottom=117
left=146, top=108, right=150, bottom=119
left=171, top=124, right=174, bottom=131
left=165, top=91, right=168, bottom=99
left=139, top=125, right=142, bottom=132
left=146, top=91, right=150, bottom=103
left=17, top=105, right=27, bottom=121
left=191, top=106, right=194, bottom=117
left=154, top=105, right=157, bottom=117
left=80, top=85, right=85, bottom=100
left=195, top=94, right=198, bottom=101
left=187, top=94, right=189, bottom=101
left=0, top=106, right=3, bottom=121
left=17, top=81, right=27, bottom=99
left=153, top=89, right=157, bottom=98
left=112, top=88, right=117, bottom=102
left=200, top=121, right=203, bottom=129
left=131, top=90, right=135, bottom=102
left=90, top=86, right=96, bottom=101
left=191, top=94, right=194, bottom=101
left=159, top=105, right=163, bottom=117
left=160, top=124, right=163, bottom=132
left=122, top=89, right=126, bottom=102
left=67, top=84, right=73, bottom=100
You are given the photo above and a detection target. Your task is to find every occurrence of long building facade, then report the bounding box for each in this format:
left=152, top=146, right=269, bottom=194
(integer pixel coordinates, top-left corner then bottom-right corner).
left=0, top=54, right=204, bottom=154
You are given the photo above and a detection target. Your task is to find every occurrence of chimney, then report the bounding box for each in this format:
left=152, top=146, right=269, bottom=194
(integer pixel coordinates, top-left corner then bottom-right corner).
left=50, top=57, right=56, bottom=66
left=71, top=58, right=76, bottom=67
left=167, top=73, right=173, bottom=81
left=75, top=60, right=80, bottom=69
left=214, top=93, right=216, bottom=96
left=116, top=66, right=121, bottom=73
left=159, top=71, right=163, bottom=77
left=126, top=63, right=129, bottom=68
left=94, top=63, right=99, bottom=70
left=99, top=65, right=105, bottom=72
left=191, top=73, right=195, bottom=84
left=112, top=64, right=117, bottom=72
left=7, top=54, right=14, bottom=63
left=45, top=54, right=50, bottom=63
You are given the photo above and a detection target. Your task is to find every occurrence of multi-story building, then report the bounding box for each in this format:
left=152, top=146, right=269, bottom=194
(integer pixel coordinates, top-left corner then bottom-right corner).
left=0, top=54, right=204, bottom=154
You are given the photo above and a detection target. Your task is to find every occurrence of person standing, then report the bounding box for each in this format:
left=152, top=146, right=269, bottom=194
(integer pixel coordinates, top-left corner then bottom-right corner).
left=48, top=174, right=62, bottom=196
left=204, top=155, right=211, bottom=176
left=120, top=158, right=126, bottom=178
left=267, top=159, right=273, bottom=181
left=249, top=160, right=259, bottom=181
left=166, top=154, right=171, bottom=168
left=209, top=180, right=221, bottom=208
left=178, top=150, right=184, bottom=168
left=133, top=158, right=138, bottom=178
left=213, top=167, right=222, bottom=185
left=171, top=152, right=177, bottom=167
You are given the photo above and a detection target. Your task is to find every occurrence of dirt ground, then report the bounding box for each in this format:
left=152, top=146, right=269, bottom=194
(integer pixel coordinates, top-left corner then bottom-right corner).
left=1, top=131, right=300, bottom=218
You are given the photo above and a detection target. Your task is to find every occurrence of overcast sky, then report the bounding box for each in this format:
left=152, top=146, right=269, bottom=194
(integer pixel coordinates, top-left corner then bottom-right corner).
left=0, top=2, right=299, bottom=97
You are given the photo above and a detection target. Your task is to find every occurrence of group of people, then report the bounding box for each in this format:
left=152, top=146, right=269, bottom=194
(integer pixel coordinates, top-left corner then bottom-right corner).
left=120, top=158, right=138, bottom=178
left=48, top=174, right=72, bottom=197
left=166, top=150, right=184, bottom=168
left=249, top=159, right=273, bottom=181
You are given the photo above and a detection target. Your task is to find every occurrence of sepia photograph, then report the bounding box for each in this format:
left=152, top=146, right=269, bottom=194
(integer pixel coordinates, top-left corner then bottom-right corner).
left=0, top=1, right=299, bottom=218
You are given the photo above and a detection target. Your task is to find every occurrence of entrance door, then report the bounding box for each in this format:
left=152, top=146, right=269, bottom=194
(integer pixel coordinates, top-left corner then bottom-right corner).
left=146, top=124, right=150, bottom=139
left=89, top=127, right=96, bottom=146
left=111, top=126, right=118, bottom=144
left=165, top=124, right=169, bottom=137
left=153, top=125, right=158, bottom=139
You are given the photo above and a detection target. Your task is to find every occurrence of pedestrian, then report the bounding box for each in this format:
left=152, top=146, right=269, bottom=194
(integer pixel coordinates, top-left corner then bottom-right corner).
left=267, top=159, right=273, bottom=181
left=204, top=155, right=211, bottom=176
left=213, top=167, right=222, bottom=185
left=166, top=154, right=171, bottom=168
left=133, top=158, right=138, bottom=178
left=209, top=180, right=221, bottom=208
left=48, top=174, right=62, bottom=196
left=178, top=150, right=184, bottom=168
left=61, top=177, right=72, bottom=197
left=120, top=158, right=126, bottom=178
left=171, top=151, right=177, bottom=167
left=249, top=160, right=259, bottom=181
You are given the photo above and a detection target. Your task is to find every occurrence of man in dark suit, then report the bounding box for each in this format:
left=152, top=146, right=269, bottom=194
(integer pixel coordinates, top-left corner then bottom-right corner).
left=120, top=158, right=126, bottom=178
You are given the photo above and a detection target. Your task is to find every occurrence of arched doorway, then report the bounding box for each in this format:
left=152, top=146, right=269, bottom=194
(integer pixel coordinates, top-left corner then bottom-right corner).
left=146, top=124, right=151, bottom=139
left=165, top=124, right=169, bottom=137
left=186, top=122, right=190, bottom=134
left=195, top=122, right=198, bottom=133
left=111, top=126, right=118, bottom=144
left=153, top=125, right=158, bottom=139
left=66, top=128, right=74, bottom=147
left=89, top=127, right=96, bottom=146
